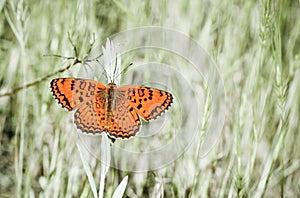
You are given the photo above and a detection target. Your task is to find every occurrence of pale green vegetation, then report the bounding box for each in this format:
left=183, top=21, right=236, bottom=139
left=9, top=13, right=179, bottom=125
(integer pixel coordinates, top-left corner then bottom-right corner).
left=0, top=0, right=300, bottom=197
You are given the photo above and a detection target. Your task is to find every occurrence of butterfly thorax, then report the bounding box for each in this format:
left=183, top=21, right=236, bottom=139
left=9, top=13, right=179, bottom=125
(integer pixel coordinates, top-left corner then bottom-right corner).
left=104, top=82, right=117, bottom=126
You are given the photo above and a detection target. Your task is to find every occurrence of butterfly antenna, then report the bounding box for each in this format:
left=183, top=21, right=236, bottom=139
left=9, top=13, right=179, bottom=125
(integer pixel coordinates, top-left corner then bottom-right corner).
left=96, top=59, right=109, bottom=84
left=112, top=55, right=123, bottom=84
left=112, top=55, right=118, bottom=81
left=114, top=62, right=133, bottom=82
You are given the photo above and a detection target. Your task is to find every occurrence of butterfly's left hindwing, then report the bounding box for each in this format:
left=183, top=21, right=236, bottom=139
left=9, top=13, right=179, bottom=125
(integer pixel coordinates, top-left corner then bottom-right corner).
left=74, top=96, right=106, bottom=133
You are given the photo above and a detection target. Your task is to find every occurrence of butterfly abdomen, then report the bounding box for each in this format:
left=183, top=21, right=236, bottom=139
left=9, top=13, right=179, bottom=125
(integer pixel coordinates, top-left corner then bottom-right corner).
left=104, top=84, right=117, bottom=126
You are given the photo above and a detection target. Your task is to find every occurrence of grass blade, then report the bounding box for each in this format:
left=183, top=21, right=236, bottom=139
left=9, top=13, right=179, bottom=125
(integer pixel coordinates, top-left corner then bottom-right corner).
left=112, top=176, right=128, bottom=198
left=77, top=143, right=98, bottom=198
left=99, top=134, right=111, bottom=198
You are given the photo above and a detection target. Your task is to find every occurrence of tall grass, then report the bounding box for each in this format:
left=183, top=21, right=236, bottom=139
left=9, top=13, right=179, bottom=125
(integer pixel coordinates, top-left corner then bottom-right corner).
left=0, top=0, right=299, bottom=197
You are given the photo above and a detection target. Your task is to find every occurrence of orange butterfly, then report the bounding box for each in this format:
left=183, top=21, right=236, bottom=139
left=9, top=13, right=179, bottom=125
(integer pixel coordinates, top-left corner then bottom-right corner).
left=50, top=78, right=173, bottom=139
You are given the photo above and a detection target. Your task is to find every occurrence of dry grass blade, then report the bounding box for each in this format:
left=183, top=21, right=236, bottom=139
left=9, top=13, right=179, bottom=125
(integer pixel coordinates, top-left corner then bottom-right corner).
left=77, top=143, right=98, bottom=198
left=112, top=176, right=128, bottom=198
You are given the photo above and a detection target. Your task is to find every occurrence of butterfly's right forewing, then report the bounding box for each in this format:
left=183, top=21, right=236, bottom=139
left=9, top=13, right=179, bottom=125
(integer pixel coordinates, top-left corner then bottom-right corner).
left=117, top=85, right=173, bottom=121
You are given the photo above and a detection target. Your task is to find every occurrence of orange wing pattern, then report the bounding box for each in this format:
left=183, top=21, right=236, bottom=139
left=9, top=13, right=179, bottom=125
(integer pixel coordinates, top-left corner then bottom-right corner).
left=50, top=78, right=108, bottom=133
left=50, top=78, right=105, bottom=111
left=104, top=93, right=141, bottom=138
left=73, top=95, right=107, bottom=133
left=50, top=78, right=173, bottom=139
left=117, top=86, right=173, bottom=121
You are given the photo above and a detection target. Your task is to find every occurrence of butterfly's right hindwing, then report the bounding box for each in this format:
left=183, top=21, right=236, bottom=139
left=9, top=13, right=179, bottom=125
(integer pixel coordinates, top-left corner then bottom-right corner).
left=107, top=90, right=141, bottom=138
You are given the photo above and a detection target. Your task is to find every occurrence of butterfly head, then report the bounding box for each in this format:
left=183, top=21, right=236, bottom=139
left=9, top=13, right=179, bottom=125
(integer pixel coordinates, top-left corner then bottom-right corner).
left=108, top=82, right=117, bottom=88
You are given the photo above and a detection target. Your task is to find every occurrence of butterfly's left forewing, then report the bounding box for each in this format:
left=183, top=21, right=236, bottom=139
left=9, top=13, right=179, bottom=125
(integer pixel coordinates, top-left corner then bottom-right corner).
left=50, top=78, right=106, bottom=111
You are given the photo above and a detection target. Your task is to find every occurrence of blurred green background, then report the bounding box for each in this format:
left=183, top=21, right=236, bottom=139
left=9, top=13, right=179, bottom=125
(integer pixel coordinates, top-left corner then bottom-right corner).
left=1, top=0, right=300, bottom=197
